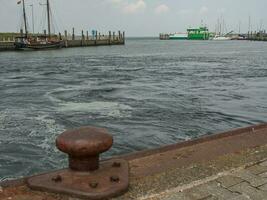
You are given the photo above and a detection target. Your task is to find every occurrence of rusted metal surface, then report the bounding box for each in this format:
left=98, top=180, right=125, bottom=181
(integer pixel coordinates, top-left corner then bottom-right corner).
left=25, top=126, right=128, bottom=199
left=27, top=159, right=129, bottom=199
left=56, top=126, right=113, bottom=171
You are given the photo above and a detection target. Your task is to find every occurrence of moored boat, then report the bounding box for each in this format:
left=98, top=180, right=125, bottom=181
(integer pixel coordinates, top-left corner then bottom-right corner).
left=15, top=36, right=62, bottom=50
left=212, top=35, right=232, bottom=41
left=15, top=0, right=62, bottom=50
left=169, top=33, right=188, bottom=40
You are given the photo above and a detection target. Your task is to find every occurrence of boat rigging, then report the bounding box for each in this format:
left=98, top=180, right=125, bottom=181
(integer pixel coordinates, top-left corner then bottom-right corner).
left=15, top=0, right=62, bottom=50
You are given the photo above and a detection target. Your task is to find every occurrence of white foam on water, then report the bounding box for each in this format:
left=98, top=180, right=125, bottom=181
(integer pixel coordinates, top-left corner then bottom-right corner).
left=58, top=101, right=132, bottom=118
left=44, top=82, right=94, bottom=104
left=33, top=115, right=65, bottom=150
left=0, top=108, right=64, bottom=150
left=45, top=91, right=62, bottom=103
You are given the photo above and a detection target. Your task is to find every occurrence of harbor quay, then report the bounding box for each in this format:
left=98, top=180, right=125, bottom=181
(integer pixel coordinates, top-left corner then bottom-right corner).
left=0, top=29, right=125, bottom=51
left=1, top=123, right=267, bottom=199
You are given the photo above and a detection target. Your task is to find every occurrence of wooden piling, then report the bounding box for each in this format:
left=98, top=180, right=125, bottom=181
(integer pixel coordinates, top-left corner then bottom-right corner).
left=72, top=28, right=75, bottom=40
left=64, top=30, right=68, bottom=47
left=81, top=30, right=84, bottom=46
left=109, top=31, right=111, bottom=44
left=64, top=30, right=67, bottom=40
left=82, top=30, right=84, bottom=40
left=20, top=29, right=23, bottom=37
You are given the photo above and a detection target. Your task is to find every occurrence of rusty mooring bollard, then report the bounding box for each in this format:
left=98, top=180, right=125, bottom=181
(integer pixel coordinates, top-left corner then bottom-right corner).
left=27, top=126, right=129, bottom=199
left=56, top=127, right=113, bottom=171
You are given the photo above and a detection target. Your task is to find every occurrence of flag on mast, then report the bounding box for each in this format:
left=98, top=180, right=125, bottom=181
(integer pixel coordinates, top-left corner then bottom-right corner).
left=17, top=0, right=21, bottom=4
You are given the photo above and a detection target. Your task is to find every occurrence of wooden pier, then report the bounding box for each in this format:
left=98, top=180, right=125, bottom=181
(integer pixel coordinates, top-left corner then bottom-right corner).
left=0, top=29, right=125, bottom=51
left=159, top=33, right=170, bottom=40
left=0, top=41, right=15, bottom=51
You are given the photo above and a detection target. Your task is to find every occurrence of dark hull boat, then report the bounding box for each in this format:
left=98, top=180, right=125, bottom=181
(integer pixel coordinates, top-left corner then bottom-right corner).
left=14, top=38, right=62, bottom=50
left=27, top=42, right=61, bottom=50
left=14, top=43, right=62, bottom=50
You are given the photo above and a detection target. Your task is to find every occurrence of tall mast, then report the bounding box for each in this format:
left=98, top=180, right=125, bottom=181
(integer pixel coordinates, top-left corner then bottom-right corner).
left=30, top=4, right=34, bottom=34
left=22, top=0, right=28, bottom=37
left=248, top=16, right=251, bottom=33
left=47, top=0, right=51, bottom=38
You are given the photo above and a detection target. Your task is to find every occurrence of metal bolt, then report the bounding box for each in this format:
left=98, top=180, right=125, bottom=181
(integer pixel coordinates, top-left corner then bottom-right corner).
left=112, top=162, right=121, bottom=168
left=89, top=182, right=98, bottom=188
left=56, top=127, right=113, bottom=171
left=52, top=175, right=62, bottom=183
left=110, top=175, right=120, bottom=183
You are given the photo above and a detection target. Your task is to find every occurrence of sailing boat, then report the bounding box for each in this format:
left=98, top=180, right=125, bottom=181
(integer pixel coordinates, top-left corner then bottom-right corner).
left=15, top=0, right=62, bottom=50
left=212, top=17, right=232, bottom=41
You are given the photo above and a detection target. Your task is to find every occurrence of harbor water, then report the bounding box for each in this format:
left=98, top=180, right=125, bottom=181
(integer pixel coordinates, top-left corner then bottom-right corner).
left=0, top=39, right=267, bottom=180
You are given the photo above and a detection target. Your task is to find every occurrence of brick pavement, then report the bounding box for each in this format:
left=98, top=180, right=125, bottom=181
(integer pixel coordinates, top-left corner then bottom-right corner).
left=143, top=159, right=267, bottom=200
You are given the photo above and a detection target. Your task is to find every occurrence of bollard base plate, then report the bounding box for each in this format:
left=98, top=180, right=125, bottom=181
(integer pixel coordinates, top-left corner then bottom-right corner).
left=27, top=159, right=129, bottom=200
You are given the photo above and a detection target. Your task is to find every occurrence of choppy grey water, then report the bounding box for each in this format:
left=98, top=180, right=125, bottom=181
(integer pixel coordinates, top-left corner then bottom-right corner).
left=0, top=38, right=267, bottom=180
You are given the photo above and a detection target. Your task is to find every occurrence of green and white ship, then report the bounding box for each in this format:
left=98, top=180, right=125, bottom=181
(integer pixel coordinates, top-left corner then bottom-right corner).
left=160, top=26, right=211, bottom=40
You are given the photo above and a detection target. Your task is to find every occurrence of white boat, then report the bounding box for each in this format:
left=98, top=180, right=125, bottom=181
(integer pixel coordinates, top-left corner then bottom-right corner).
left=212, top=35, right=232, bottom=41
left=169, top=33, right=188, bottom=40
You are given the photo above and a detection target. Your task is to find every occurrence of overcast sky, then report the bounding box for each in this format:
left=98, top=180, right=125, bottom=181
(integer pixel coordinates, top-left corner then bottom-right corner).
left=0, top=0, right=266, bottom=36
